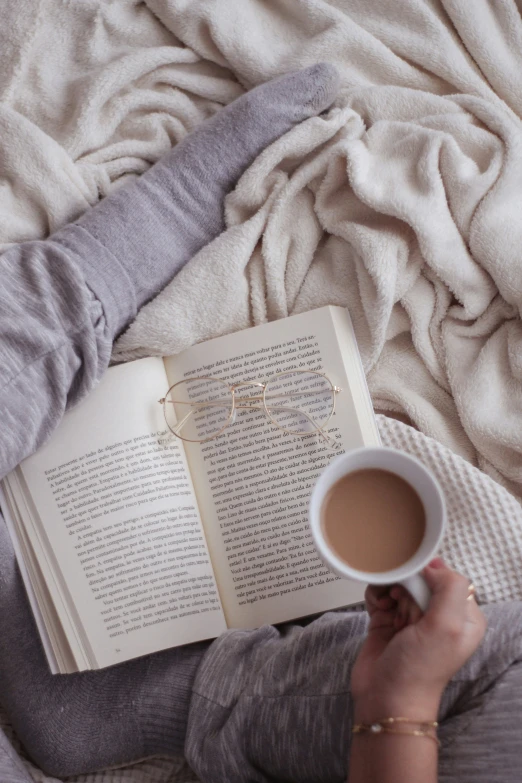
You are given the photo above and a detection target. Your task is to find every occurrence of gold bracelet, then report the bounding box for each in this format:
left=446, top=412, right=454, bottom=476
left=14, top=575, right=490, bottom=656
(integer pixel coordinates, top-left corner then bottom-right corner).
left=353, top=718, right=440, bottom=747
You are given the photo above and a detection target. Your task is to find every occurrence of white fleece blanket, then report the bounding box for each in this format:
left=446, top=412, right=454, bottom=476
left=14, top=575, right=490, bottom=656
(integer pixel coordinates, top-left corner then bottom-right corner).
left=3, top=0, right=522, bottom=494
left=3, top=1, right=522, bottom=782
left=111, top=0, right=522, bottom=499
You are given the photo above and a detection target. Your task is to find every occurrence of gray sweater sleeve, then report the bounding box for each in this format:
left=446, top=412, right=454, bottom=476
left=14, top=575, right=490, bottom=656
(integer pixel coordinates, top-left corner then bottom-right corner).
left=0, top=237, right=116, bottom=479
left=0, top=64, right=339, bottom=480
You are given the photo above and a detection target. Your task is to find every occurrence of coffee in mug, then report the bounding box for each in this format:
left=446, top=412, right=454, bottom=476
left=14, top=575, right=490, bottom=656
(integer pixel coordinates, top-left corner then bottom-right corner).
left=321, top=468, right=426, bottom=573
left=309, top=447, right=446, bottom=610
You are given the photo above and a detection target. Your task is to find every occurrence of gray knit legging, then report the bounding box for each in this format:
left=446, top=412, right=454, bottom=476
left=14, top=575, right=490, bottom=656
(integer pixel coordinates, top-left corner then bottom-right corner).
left=2, top=496, right=522, bottom=783
left=184, top=603, right=522, bottom=783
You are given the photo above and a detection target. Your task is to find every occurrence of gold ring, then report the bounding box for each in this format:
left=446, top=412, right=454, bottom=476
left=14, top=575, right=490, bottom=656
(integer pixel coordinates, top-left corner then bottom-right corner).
left=467, top=583, right=476, bottom=602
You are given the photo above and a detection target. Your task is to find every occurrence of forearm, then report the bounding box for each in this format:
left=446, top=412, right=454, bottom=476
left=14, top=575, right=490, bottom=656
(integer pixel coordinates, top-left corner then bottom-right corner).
left=348, top=732, right=437, bottom=783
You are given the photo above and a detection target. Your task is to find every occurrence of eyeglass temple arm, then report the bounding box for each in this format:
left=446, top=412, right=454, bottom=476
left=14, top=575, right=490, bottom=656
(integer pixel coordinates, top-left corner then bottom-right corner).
left=278, top=406, right=339, bottom=450
left=241, top=403, right=338, bottom=449
left=170, top=407, right=197, bottom=436
left=165, top=401, right=339, bottom=450
left=161, top=388, right=340, bottom=408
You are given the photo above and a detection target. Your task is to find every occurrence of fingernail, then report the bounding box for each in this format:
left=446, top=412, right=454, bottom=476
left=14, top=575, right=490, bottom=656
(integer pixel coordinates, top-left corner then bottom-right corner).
left=427, top=557, right=445, bottom=569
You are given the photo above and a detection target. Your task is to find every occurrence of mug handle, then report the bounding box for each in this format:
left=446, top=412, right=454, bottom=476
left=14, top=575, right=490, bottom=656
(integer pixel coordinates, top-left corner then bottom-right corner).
left=400, top=574, right=431, bottom=612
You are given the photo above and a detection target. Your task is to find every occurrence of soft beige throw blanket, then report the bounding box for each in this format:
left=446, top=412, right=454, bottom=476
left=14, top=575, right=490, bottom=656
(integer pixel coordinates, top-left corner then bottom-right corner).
left=3, top=0, right=519, bottom=494
left=112, top=0, right=522, bottom=499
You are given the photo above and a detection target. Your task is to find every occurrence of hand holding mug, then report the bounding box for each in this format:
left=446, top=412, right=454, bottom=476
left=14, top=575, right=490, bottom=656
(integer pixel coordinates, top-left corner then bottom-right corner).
left=351, top=559, right=487, bottom=723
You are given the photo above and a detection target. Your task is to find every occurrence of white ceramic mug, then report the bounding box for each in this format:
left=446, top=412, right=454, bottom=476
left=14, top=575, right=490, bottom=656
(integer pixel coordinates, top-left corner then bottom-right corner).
left=309, top=447, right=446, bottom=611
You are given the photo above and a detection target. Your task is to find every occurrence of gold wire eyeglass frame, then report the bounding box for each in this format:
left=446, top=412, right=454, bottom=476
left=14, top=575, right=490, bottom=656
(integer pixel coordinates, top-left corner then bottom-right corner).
left=158, top=370, right=342, bottom=449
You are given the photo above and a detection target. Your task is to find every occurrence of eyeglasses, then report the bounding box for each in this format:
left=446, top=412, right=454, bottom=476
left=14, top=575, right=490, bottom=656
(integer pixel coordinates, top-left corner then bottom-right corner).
left=159, top=370, right=342, bottom=449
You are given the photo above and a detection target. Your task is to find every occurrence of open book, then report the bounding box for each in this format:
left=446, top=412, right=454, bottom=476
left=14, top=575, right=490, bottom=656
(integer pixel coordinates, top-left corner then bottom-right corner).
left=1, top=306, right=379, bottom=673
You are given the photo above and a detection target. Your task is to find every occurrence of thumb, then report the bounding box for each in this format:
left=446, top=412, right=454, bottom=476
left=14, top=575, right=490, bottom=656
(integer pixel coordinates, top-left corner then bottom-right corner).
left=420, top=558, right=470, bottom=628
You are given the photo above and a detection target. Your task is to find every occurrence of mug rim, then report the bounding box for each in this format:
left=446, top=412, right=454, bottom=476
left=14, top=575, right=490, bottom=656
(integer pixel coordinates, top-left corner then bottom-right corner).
left=309, top=446, right=446, bottom=584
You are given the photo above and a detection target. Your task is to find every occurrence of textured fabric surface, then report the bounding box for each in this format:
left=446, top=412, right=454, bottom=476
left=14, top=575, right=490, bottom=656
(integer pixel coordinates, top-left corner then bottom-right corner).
left=0, top=64, right=339, bottom=480
left=185, top=602, right=522, bottom=782
left=0, top=714, right=196, bottom=783
left=4, top=1, right=522, bottom=494
left=3, top=2, right=522, bottom=782
left=4, top=415, right=522, bottom=783
left=378, top=416, right=522, bottom=605
left=5, top=598, right=522, bottom=783
left=111, top=0, right=522, bottom=500
left=0, top=489, right=206, bottom=776
left=0, top=63, right=340, bottom=783
left=438, top=660, right=522, bottom=783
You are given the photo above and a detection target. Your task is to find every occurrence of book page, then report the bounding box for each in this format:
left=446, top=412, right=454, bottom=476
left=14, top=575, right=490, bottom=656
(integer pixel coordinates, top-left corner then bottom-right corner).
left=164, top=307, right=379, bottom=628
left=14, top=358, right=226, bottom=669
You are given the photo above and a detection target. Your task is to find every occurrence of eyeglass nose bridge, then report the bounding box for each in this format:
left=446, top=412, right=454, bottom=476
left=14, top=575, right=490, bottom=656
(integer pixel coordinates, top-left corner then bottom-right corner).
left=230, top=380, right=267, bottom=408
left=230, top=381, right=266, bottom=392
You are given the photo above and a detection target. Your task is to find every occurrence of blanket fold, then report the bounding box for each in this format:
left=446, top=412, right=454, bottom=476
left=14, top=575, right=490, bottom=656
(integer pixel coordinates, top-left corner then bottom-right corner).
left=3, top=0, right=522, bottom=495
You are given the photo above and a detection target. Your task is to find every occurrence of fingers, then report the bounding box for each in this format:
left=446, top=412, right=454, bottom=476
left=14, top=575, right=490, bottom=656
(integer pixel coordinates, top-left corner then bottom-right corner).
left=389, top=585, right=423, bottom=629
left=365, top=607, right=397, bottom=651
left=421, top=559, right=487, bottom=645
left=365, top=585, right=394, bottom=616
left=366, top=584, right=420, bottom=627
left=367, top=608, right=396, bottom=633
left=368, top=560, right=484, bottom=636
left=422, top=559, right=471, bottom=621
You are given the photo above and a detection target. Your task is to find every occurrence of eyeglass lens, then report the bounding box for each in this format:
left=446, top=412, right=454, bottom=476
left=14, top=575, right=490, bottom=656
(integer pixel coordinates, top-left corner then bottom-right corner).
left=164, top=371, right=334, bottom=443
left=164, top=377, right=233, bottom=442
left=264, top=371, right=334, bottom=434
